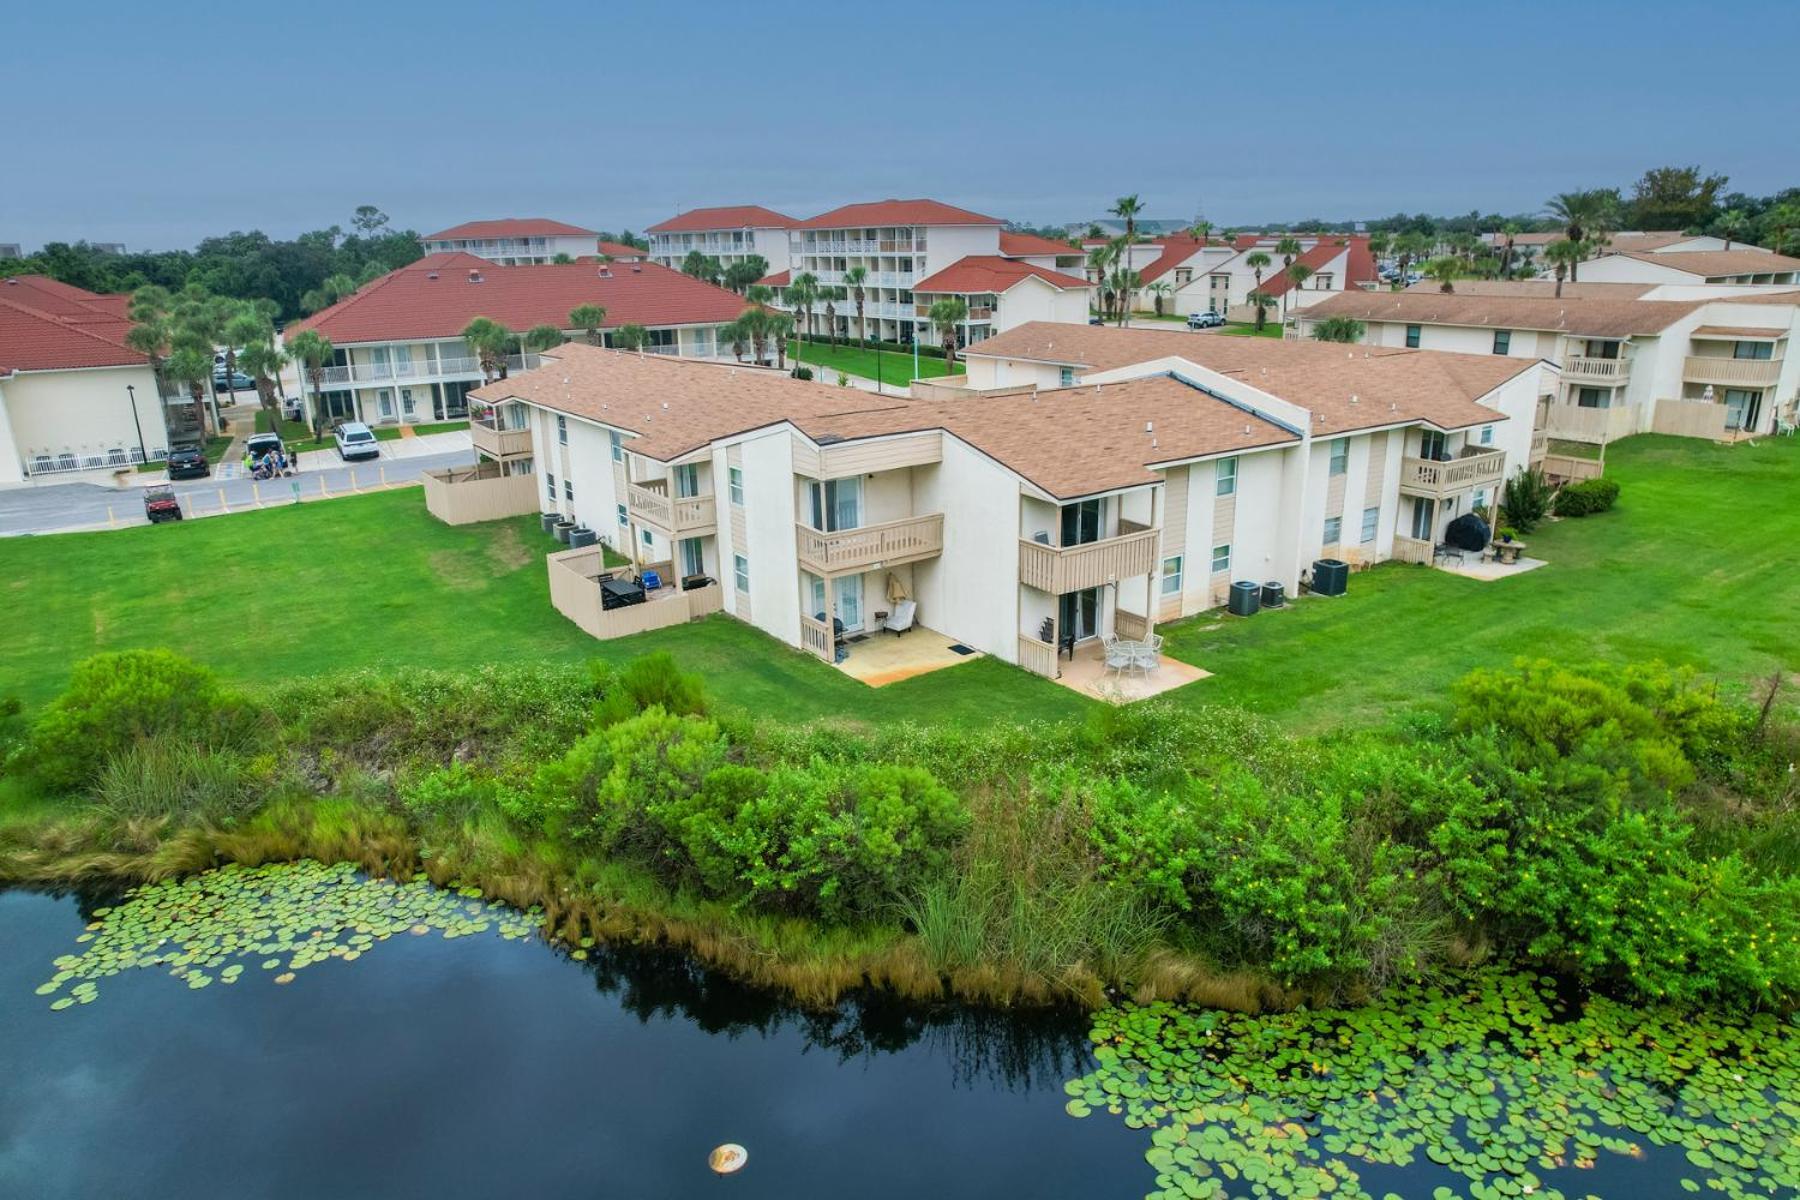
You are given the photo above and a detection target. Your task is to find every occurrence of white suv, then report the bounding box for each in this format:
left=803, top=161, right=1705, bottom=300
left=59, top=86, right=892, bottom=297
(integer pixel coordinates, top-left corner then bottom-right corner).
left=1187, top=310, right=1226, bottom=330
left=334, top=422, right=380, bottom=461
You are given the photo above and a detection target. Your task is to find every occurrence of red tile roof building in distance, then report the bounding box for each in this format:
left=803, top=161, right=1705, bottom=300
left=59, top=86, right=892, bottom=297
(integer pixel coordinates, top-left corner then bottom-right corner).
left=1253, top=237, right=1378, bottom=298
left=645, top=205, right=801, bottom=234
left=422, top=217, right=598, bottom=241
left=912, top=257, right=1091, bottom=295
left=596, top=241, right=649, bottom=260
left=998, top=231, right=1082, bottom=258
left=284, top=256, right=749, bottom=346
left=0, top=276, right=143, bottom=374
left=755, top=270, right=791, bottom=288
left=795, top=199, right=1004, bottom=229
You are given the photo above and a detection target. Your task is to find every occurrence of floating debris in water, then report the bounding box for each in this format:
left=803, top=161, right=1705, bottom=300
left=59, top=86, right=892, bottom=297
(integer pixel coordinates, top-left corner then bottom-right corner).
left=35, top=861, right=541, bottom=1009
left=708, top=1144, right=748, bottom=1175
left=1066, top=971, right=1800, bottom=1200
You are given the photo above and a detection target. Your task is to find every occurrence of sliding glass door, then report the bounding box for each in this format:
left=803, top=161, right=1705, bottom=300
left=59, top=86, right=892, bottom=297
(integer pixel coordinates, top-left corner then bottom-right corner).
left=809, top=477, right=862, bottom=532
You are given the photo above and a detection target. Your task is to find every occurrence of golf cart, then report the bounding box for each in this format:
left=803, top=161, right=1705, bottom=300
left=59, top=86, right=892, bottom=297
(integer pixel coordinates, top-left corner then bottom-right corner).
left=143, top=485, right=183, bottom=523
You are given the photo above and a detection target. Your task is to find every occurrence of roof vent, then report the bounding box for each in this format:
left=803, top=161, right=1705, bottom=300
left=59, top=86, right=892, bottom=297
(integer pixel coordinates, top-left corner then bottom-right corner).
left=1350, top=394, right=1359, bottom=404
left=631, top=265, right=642, bottom=273
left=599, top=267, right=612, bottom=278
left=467, top=270, right=483, bottom=283
left=1144, top=420, right=1154, bottom=433
left=427, top=272, right=439, bottom=281
left=1243, top=424, right=1252, bottom=435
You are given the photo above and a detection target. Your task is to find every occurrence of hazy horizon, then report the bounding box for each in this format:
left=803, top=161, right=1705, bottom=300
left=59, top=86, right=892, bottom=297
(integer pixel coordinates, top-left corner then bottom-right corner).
left=7, top=0, right=1795, bottom=252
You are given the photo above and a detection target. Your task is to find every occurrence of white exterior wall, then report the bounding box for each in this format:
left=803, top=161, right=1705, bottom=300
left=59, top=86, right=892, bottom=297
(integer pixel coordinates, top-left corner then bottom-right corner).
left=911, top=437, right=1020, bottom=662
left=962, top=355, right=1072, bottom=391
left=1, top=363, right=169, bottom=482
left=422, top=234, right=596, bottom=264
left=738, top=429, right=803, bottom=648
left=921, top=225, right=1003, bottom=274
left=992, top=279, right=1091, bottom=333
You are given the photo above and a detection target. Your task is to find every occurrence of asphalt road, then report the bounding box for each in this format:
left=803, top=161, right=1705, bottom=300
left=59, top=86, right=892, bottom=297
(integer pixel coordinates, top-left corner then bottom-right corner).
left=0, top=446, right=478, bottom=536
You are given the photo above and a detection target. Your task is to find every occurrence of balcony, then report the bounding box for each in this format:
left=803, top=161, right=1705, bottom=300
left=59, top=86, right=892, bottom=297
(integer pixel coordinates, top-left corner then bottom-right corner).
left=1563, top=356, right=1630, bottom=383
left=471, top=416, right=531, bottom=458
left=1397, top=447, right=1506, bottom=498
left=627, top=481, right=717, bottom=536
left=1018, top=525, right=1160, bottom=594
left=796, top=513, right=944, bottom=575
left=1682, top=355, right=1781, bottom=387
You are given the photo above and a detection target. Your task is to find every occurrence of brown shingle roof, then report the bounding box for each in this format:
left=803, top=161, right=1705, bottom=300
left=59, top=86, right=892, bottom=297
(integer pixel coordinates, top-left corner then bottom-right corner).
left=1691, top=325, right=1788, bottom=339
left=1403, top=280, right=1656, bottom=299
left=961, top=322, right=1531, bottom=434
left=1300, top=290, right=1700, bottom=338
left=1610, top=249, right=1800, bottom=277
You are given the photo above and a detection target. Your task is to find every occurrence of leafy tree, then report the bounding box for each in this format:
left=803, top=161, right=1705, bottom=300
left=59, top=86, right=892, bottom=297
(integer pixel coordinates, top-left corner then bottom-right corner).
left=612, top=323, right=650, bottom=351
left=523, top=324, right=566, bottom=351
left=1628, top=165, right=1727, bottom=231
left=1716, top=208, right=1747, bottom=250
left=927, top=296, right=968, bottom=368
left=351, top=205, right=390, bottom=235
left=680, top=250, right=722, bottom=285
left=721, top=255, right=769, bottom=294
left=551, top=252, right=574, bottom=265
left=1247, top=289, right=1275, bottom=331
left=1147, top=280, right=1172, bottom=315
left=569, top=304, right=607, bottom=346
left=1310, top=315, right=1365, bottom=343
left=461, top=317, right=514, bottom=383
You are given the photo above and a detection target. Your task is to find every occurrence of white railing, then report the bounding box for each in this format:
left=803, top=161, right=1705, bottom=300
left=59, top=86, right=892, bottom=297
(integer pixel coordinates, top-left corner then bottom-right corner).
left=27, top=447, right=149, bottom=476
left=800, top=613, right=834, bottom=662
left=1392, top=535, right=1433, bottom=564
left=795, top=513, right=944, bottom=574
left=1681, top=355, right=1782, bottom=386
left=305, top=353, right=504, bottom=388
left=628, top=482, right=717, bottom=534
left=1016, top=635, right=1059, bottom=680
left=1563, top=356, right=1630, bottom=382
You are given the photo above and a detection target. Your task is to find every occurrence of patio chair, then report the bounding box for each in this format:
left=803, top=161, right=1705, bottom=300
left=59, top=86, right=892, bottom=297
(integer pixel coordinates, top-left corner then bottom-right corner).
left=641, top=569, right=662, bottom=592
left=886, top=599, right=916, bottom=636
left=1032, top=530, right=1052, bottom=545
left=1103, top=635, right=1134, bottom=677
left=1433, top=544, right=1464, bottom=567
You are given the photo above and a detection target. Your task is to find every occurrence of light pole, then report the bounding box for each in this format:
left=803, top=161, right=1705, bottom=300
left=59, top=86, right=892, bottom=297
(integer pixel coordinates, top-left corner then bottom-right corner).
left=125, top=384, right=147, bottom=463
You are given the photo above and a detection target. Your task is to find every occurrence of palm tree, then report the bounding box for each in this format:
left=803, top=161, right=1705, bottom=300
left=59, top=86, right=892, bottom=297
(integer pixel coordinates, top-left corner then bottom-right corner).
left=745, top=284, right=774, bottom=309
left=285, top=330, right=334, bottom=436
left=1147, top=280, right=1173, bottom=316
left=719, top=317, right=750, bottom=363
left=1310, top=316, right=1365, bottom=344
left=1245, top=250, right=1272, bottom=293
left=680, top=251, right=722, bottom=285
left=1283, top=262, right=1315, bottom=319
left=1086, top=244, right=1118, bottom=320
left=1247, top=289, right=1275, bottom=332
left=569, top=304, right=607, bottom=346
left=1368, top=233, right=1391, bottom=266
left=235, top=339, right=288, bottom=420
left=1110, top=194, right=1143, bottom=250
left=1110, top=267, right=1142, bottom=327
left=1423, top=257, right=1461, bottom=293
left=1544, top=240, right=1583, bottom=298
left=126, top=286, right=173, bottom=381
left=220, top=304, right=271, bottom=411
left=523, top=324, right=566, bottom=352
left=1275, top=236, right=1301, bottom=270
left=927, top=297, right=969, bottom=369
left=461, top=317, right=513, bottom=383
left=820, top=285, right=846, bottom=348
left=1717, top=209, right=1747, bottom=251
left=612, top=323, right=650, bottom=351
left=1545, top=189, right=1619, bottom=282
left=769, top=313, right=795, bottom=371
left=785, top=272, right=819, bottom=340
left=1190, top=220, right=1212, bottom=245
left=842, top=266, right=870, bottom=346
left=739, top=308, right=772, bottom=366
left=164, top=345, right=214, bottom=435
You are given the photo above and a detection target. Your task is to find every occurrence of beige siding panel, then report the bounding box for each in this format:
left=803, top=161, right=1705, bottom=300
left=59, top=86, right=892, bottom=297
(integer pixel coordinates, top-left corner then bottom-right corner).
left=1211, top=493, right=1236, bottom=543
left=1325, top=470, right=1347, bottom=520
left=789, top=434, right=821, bottom=477
left=1362, top=432, right=1387, bottom=506
left=816, top=432, right=942, bottom=478
left=1163, top=467, right=1189, bottom=559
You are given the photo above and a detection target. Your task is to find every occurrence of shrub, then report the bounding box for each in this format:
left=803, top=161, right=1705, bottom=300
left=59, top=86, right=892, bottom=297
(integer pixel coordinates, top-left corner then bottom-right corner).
left=93, top=738, right=263, bottom=827
left=1500, top=467, right=1553, bottom=533
left=29, top=650, right=266, bottom=791
left=790, top=366, right=814, bottom=381
left=591, top=651, right=707, bottom=728
left=1552, top=476, right=1620, bottom=517
left=398, top=762, right=517, bottom=824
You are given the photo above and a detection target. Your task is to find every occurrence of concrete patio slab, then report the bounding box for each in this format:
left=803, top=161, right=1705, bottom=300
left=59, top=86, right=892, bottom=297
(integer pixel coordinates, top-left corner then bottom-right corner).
left=834, top=626, right=981, bottom=687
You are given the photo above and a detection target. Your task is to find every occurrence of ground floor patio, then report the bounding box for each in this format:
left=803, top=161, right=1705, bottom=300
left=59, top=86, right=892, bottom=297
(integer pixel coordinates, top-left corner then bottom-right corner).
left=830, top=625, right=981, bottom=687
left=1050, top=637, right=1211, bottom=703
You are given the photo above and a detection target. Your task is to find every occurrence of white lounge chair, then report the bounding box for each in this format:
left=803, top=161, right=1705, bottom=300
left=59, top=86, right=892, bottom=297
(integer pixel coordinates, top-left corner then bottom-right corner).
left=886, top=599, right=916, bottom=636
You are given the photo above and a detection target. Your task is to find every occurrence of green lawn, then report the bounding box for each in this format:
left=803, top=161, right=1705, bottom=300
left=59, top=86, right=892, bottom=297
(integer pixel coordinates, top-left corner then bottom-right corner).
left=4, top=436, right=1794, bottom=734
left=1218, top=323, right=1285, bottom=338
left=788, top=340, right=964, bottom=386
left=257, top=416, right=470, bottom=455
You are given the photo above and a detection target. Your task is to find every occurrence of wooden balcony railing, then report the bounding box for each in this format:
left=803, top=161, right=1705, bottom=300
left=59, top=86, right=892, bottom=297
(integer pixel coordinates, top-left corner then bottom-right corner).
left=471, top=420, right=532, bottom=458
left=1563, top=356, right=1630, bottom=382
left=627, top=482, right=717, bottom=535
left=1681, top=355, right=1781, bottom=387
left=1016, top=636, right=1059, bottom=680
left=796, top=513, right=944, bottom=574
left=1391, top=535, right=1434, bottom=564
left=1398, top=448, right=1506, bottom=498
left=800, top=613, right=834, bottom=662
left=1018, top=527, right=1159, bottom=594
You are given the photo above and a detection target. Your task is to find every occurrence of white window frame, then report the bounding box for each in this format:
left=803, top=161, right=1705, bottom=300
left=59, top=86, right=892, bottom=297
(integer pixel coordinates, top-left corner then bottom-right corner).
left=1329, top=437, right=1348, bottom=476
left=1210, top=543, right=1231, bottom=574
left=609, top=430, right=623, bottom=461
left=1059, top=366, right=1074, bottom=387
left=557, top=415, right=568, bottom=445
left=728, top=466, right=744, bottom=506
left=1323, top=515, right=1342, bottom=545
left=1216, top=457, right=1238, bottom=496
left=733, top=553, right=749, bottom=592
left=1360, top=506, right=1379, bottom=544
left=1161, top=555, right=1183, bottom=596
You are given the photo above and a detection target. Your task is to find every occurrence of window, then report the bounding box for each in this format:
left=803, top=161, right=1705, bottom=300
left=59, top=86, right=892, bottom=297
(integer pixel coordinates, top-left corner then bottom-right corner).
left=1404, top=324, right=1421, bottom=349
left=616, top=503, right=628, bottom=529
left=1576, top=387, right=1609, bottom=409
left=733, top=554, right=750, bottom=592
left=557, top=415, right=568, bottom=445
left=1360, top=506, right=1379, bottom=543
left=1216, top=456, right=1238, bottom=496
left=1328, top=437, right=1348, bottom=476
left=1419, top=430, right=1448, bottom=460
left=545, top=473, right=556, bottom=501
left=563, top=480, right=573, bottom=501
left=1479, top=425, right=1494, bottom=445
left=1211, top=544, right=1231, bottom=574
left=728, top=466, right=744, bottom=505
left=1734, top=340, right=1774, bottom=360
left=1161, top=555, right=1183, bottom=596
left=673, top=463, right=700, bottom=498
left=1059, top=366, right=1075, bottom=387
left=641, top=528, right=653, bottom=547
left=1322, top=515, right=1342, bottom=545
left=609, top=430, right=623, bottom=460
left=1492, top=329, right=1512, bottom=355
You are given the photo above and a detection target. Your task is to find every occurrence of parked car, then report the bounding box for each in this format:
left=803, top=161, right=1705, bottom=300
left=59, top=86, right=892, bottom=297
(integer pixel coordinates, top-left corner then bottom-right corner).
left=1088, top=317, right=1105, bottom=326
left=213, top=370, right=255, bottom=392
left=334, top=421, right=380, bottom=461
left=164, top=442, right=210, bottom=479
left=1187, top=310, right=1226, bottom=330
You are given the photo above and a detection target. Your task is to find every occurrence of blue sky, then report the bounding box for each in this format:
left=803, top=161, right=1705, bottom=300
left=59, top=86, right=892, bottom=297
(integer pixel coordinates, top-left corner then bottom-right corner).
left=7, top=0, right=1796, bottom=249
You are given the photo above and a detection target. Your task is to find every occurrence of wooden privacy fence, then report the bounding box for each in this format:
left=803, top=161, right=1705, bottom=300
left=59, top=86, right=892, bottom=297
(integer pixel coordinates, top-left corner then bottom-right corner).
left=545, top=546, right=722, bottom=640
left=1651, top=398, right=1729, bottom=440
left=423, top=464, right=538, bottom=525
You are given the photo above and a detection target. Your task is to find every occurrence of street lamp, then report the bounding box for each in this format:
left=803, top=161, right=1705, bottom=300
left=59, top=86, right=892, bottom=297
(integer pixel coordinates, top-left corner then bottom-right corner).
left=125, top=384, right=147, bottom=463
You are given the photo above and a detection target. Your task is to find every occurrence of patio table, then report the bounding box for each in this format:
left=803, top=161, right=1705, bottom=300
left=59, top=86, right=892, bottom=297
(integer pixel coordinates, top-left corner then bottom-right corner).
left=1494, top=541, right=1526, bottom=565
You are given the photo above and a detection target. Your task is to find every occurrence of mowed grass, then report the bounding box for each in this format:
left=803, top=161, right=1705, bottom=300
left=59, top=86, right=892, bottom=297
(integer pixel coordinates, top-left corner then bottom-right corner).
left=788, top=340, right=964, bottom=384
left=1, top=435, right=1793, bottom=733
left=0, top=488, right=1085, bottom=725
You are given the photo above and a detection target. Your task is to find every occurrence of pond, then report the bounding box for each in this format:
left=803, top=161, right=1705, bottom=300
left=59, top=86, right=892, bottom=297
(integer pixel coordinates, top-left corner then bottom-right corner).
left=3, top=864, right=1795, bottom=1200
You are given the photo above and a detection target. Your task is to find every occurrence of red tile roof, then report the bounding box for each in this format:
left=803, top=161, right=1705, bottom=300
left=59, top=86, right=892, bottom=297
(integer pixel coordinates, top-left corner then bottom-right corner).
left=999, top=231, right=1080, bottom=258
left=796, top=199, right=1004, bottom=229
left=1252, top=238, right=1376, bottom=298
left=423, top=218, right=598, bottom=241
left=0, top=276, right=144, bottom=374
left=1136, top=233, right=1212, bottom=285
left=283, top=258, right=750, bottom=346
left=756, top=270, right=791, bottom=288
left=645, top=205, right=800, bottom=234
left=597, top=241, right=649, bottom=259
left=912, top=256, right=1092, bottom=295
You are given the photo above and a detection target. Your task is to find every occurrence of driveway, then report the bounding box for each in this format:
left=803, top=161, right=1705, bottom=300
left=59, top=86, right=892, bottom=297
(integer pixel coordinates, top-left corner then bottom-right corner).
left=0, top=431, right=477, bottom=536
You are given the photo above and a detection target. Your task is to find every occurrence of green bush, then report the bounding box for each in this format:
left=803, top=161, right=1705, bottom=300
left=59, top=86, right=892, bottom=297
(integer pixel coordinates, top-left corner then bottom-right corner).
left=1500, top=467, right=1553, bottom=533
left=28, top=650, right=266, bottom=791
left=1553, top=476, right=1620, bottom=517
left=591, top=651, right=707, bottom=728
left=93, top=738, right=264, bottom=827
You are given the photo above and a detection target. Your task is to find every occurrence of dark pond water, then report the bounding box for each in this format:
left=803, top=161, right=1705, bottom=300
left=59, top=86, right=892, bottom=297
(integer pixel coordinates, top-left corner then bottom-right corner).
left=0, top=886, right=1139, bottom=1199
